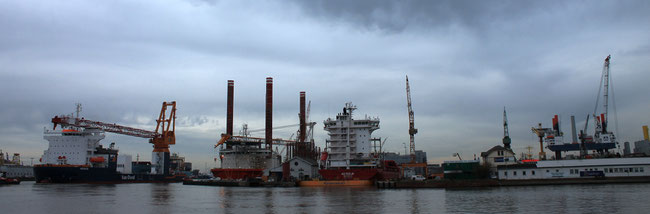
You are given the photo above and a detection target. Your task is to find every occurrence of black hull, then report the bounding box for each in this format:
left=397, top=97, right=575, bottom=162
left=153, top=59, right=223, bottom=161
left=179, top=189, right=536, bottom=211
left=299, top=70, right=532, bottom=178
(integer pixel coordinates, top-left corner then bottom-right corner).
left=34, top=166, right=184, bottom=184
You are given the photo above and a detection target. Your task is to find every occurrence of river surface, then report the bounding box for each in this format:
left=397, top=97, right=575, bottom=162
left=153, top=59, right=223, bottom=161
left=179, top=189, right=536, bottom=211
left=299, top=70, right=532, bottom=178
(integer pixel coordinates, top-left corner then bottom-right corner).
left=2, top=182, right=649, bottom=213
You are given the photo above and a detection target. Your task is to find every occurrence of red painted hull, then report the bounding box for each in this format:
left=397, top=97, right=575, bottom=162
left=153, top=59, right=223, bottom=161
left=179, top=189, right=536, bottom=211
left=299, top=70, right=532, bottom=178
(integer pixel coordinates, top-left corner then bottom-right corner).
left=211, top=168, right=263, bottom=180
left=318, top=168, right=379, bottom=180
left=319, top=161, right=401, bottom=181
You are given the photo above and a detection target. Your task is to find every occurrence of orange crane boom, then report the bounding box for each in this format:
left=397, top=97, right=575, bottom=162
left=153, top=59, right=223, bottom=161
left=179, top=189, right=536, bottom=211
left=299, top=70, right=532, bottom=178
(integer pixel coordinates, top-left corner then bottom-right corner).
left=52, top=102, right=176, bottom=145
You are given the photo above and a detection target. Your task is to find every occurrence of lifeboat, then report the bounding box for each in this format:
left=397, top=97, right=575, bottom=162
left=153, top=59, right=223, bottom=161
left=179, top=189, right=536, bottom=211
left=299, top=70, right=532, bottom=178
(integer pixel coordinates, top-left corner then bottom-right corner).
left=89, top=157, right=105, bottom=163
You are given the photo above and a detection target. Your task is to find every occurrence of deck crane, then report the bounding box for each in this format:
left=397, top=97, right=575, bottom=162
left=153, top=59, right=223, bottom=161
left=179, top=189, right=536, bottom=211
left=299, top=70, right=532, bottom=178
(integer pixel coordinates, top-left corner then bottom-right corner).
left=406, top=75, right=418, bottom=163
left=51, top=101, right=177, bottom=175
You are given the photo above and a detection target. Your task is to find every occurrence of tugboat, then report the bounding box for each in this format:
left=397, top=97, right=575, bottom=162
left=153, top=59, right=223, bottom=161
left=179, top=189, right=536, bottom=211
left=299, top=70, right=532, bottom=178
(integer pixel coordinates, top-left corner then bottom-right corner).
left=0, top=171, right=20, bottom=184
left=301, top=103, right=399, bottom=186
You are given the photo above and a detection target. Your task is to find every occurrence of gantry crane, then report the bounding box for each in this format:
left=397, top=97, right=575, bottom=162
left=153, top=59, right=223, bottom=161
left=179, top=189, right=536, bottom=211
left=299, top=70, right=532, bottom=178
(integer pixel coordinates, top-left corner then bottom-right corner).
left=51, top=101, right=177, bottom=175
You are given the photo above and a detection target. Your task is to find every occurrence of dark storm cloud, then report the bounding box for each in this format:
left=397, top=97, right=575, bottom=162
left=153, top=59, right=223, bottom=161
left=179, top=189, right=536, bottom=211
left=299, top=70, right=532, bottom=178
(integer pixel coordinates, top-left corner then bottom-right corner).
left=289, top=0, right=553, bottom=32
left=1, top=0, right=649, bottom=165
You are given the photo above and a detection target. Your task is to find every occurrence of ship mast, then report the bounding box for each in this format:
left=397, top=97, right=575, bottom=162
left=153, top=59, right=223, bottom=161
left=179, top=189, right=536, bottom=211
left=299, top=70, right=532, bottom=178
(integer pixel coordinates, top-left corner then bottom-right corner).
left=344, top=102, right=356, bottom=169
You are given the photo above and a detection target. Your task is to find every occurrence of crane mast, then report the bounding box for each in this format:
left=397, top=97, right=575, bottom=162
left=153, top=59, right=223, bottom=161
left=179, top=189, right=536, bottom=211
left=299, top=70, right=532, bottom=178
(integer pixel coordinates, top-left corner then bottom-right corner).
left=503, top=107, right=511, bottom=149
left=406, top=75, right=418, bottom=163
left=592, top=55, right=611, bottom=134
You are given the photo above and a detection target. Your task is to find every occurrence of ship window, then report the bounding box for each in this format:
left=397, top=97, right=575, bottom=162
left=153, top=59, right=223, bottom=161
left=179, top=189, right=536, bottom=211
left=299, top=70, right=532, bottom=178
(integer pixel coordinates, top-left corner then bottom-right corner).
left=513, top=171, right=517, bottom=176
left=504, top=171, right=507, bottom=176
left=641, top=168, right=645, bottom=172
left=532, top=171, right=535, bottom=175
left=556, top=169, right=559, bottom=172
left=635, top=168, right=639, bottom=173
left=522, top=171, right=526, bottom=175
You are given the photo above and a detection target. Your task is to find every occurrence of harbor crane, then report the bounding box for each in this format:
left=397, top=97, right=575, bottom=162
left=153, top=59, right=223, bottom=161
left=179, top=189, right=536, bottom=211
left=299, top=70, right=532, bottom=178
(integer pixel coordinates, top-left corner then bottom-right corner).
left=503, top=107, right=512, bottom=149
left=51, top=102, right=177, bottom=175
left=400, top=75, right=427, bottom=177
left=406, top=75, right=418, bottom=163
left=531, top=123, right=551, bottom=160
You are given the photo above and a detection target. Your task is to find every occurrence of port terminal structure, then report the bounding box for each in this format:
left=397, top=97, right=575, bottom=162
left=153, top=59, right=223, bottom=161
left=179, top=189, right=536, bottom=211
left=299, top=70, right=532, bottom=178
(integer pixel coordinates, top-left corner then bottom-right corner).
left=532, top=55, right=617, bottom=160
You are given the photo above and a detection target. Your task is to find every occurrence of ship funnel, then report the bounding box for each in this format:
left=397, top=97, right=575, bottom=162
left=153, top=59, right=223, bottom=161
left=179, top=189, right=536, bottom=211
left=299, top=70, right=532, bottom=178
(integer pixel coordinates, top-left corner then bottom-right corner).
left=644, top=125, right=649, bottom=141
left=552, top=115, right=560, bottom=135
left=265, top=77, right=273, bottom=150
left=571, top=115, right=578, bottom=143
left=299, top=91, right=306, bottom=143
left=227, top=80, right=234, bottom=136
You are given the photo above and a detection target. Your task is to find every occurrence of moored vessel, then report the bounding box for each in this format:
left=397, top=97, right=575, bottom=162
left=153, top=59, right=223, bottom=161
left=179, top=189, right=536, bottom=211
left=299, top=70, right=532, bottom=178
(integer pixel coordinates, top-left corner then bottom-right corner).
left=303, top=103, right=399, bottom=186
left=211, top=79, right=282, bottom=180
left=34, top=102, right=184, bottom=183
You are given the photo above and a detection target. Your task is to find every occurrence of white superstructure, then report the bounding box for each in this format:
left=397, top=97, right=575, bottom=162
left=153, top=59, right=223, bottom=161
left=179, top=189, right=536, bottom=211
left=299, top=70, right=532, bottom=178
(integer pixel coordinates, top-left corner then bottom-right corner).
left=323, top=103, right=380, bottom=169
left=41, top=128, right=105, bottom=165
left=220, top=145, right=280, bottom=169
left=498, top=157, right=650, bottom=180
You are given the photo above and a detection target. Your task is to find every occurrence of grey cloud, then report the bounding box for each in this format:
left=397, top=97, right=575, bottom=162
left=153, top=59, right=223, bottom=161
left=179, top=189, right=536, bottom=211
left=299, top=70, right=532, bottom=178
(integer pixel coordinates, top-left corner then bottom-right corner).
left=1, top=0, right=649, bottom=166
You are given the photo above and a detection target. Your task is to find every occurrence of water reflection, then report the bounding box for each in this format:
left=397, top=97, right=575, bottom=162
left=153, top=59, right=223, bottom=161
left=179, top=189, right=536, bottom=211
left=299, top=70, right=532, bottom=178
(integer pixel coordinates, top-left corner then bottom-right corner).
left=218, top=187, right=234, bottom=212
left=264, top=188, right=274, bottom=214
left=150, top=183, right=173, bottom=205
left=409, top=189, right=419, bottom=213
left=5, top=182, right=650, bottom=213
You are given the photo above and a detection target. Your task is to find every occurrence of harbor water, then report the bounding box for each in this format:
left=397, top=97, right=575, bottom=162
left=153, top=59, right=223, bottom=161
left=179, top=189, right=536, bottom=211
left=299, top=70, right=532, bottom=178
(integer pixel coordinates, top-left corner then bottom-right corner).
left=1, top=182, right=649, bottom=213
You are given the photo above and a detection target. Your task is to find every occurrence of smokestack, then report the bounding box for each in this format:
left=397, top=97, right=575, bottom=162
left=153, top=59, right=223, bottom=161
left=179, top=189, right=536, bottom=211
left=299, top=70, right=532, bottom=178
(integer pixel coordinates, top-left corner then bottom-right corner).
left=601, top=113, right=607, bottom=132
left=265, top=77, right=273, bottom=150
left=643, top=125, right=649, bottom=141
left=226, top=80, right=234, bottom=136
left=299, top=92, right=306, bottom=143
left=571, top=115, right=578, bottom=143
left=552, top=115, right=559, bottom=135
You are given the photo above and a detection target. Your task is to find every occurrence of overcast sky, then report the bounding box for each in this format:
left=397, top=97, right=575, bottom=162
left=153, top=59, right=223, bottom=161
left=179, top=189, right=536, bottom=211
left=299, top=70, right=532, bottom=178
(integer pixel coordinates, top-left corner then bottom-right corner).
left=1, top=0, right=649, bottom=171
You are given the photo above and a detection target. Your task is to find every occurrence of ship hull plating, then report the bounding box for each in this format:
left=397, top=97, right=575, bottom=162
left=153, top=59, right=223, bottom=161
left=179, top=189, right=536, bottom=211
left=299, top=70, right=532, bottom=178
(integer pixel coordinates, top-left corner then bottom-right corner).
left=210, top=168, right=264, bottom=180
left=34, top=165, right=183, bottom=184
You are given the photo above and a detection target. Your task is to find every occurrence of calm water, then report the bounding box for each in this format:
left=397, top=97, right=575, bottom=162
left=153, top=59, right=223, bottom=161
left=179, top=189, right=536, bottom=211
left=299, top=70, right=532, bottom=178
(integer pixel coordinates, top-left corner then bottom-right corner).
left=2, top=182, right=650, bottom=213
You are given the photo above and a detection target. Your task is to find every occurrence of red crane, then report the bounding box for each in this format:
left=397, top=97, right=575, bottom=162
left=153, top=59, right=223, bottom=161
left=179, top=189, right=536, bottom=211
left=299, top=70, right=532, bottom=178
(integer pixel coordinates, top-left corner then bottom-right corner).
left=51, top=101, right=177, bottom=175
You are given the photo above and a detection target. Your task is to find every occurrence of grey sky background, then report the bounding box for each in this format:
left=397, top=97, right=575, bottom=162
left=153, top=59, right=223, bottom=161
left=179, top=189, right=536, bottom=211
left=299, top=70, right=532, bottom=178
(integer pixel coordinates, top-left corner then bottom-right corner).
left=1, top=0, right=649, bottom=171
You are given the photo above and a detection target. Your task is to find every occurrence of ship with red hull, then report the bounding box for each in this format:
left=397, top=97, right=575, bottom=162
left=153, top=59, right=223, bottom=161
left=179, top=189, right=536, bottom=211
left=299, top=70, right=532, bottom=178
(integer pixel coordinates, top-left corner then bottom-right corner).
left=307, top=103, right=399, bottom=186
left=210, top=134, right=280, bottom=180
left=318, top=160, right=400, bottom=181
left=211, top=79, right=281, bottom=180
